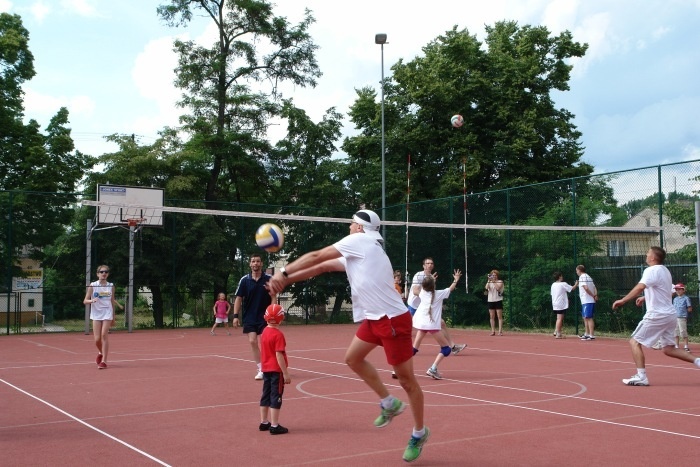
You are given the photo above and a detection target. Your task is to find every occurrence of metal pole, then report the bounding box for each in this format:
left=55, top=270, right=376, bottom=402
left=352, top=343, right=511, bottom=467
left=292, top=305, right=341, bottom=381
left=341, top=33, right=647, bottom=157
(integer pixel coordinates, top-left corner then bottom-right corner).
left=85, top=219, right=92, bottom=334
left=380, top=42, right=386, bottom=242
left=695, top=201, right=700, bottom=306
left=128, top=224, right=135, bottom=333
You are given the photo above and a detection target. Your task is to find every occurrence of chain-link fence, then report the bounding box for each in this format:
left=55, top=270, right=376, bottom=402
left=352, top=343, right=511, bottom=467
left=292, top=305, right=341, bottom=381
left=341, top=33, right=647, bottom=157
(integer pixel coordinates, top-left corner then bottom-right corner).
left=2, top=160, right=698, bottom=335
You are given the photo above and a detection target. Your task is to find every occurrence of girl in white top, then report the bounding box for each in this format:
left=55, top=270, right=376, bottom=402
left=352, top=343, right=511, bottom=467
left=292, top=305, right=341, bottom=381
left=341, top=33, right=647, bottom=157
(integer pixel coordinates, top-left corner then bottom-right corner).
left=412, top=269, right=462, bottom=380
left=83, top=265, right=123, bottom=369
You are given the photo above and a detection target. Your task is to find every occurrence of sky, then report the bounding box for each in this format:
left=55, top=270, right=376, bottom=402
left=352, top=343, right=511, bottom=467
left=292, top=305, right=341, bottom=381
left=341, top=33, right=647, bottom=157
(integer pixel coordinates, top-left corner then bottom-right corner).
left=4, top=0, right=700, bottom=176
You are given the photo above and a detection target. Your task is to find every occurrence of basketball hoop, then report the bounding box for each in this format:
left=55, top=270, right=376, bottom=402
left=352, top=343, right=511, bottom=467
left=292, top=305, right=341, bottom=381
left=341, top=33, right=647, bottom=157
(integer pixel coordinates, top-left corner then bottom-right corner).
left=127, top=218, right=147, bottom=227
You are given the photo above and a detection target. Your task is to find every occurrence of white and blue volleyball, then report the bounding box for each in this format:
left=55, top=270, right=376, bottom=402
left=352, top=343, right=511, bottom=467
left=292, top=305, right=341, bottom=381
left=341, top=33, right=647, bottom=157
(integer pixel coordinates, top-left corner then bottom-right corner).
left=255, top=223, right=284, bottom=253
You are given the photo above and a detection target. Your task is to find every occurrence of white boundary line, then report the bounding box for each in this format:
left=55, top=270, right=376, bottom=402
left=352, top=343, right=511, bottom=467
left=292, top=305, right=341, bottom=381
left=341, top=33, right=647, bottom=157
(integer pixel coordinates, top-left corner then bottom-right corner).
left=0, top=378, right=172, bottom=466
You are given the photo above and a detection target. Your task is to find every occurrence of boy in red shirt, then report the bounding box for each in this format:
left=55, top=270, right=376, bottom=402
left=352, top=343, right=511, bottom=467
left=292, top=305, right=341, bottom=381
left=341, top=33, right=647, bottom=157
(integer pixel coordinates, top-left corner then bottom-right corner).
left=258, top=304, right=291, bottom=434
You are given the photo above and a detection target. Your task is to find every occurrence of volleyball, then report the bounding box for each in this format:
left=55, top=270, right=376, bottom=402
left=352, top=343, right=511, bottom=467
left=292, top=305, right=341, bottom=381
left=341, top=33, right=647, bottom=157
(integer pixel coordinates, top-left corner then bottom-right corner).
left=451, top=114, right=464, bottom=128
left=255, top=223, right=284, bottom=253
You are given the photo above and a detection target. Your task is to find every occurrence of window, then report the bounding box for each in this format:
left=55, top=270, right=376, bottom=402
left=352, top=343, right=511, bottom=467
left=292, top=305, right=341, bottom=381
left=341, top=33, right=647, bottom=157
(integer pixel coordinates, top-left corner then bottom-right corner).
left=607, top=240, right=627, bottom=257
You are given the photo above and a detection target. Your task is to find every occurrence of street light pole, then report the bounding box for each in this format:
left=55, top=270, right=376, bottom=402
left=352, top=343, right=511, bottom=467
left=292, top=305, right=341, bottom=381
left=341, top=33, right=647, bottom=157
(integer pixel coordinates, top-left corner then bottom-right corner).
left=375, top=33, right=387, bottom=242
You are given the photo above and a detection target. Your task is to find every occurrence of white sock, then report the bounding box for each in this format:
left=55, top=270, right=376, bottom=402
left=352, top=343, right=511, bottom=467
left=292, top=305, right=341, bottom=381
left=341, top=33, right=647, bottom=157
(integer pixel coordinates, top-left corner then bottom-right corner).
left=381, top=395, right=396, bottom=409
left=413, top=427, right=425, bottom=438
left=694, top=358, right=700, bottom=368
left=257, top=363, right=261, bottom=371
left=638, top=368, right=647, bottom=377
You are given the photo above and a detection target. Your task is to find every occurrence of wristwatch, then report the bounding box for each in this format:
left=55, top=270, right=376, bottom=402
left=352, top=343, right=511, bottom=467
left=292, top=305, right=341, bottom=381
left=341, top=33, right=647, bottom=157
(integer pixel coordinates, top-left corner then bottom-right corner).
left=280, top=267, right=289, bottom=278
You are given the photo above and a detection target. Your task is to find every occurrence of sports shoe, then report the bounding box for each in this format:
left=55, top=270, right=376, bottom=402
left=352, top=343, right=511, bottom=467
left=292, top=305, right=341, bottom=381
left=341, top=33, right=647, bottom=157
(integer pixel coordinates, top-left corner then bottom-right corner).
left=555, top=333, right=563, bottom=339
left=98, top=362, right=107, bottom=369
left=651, top=340, right=662, bottom=350
left=451, top=343, right=467, bottom=355
left=622, top=374, right=649, bottom=386
left=269, top=424, right=288, bottom=435
left=586, top=336, right=595, bottom=341
left=579, top=334, right=589, bottom=340
left=96, top=353, right=103, bottom=364
left=403, top=427, right=431, bottom=462
left=259, top=422, right=271, bottom=431
left=685, top=347, right=690, bottom=352
left=210, top=330, right=215, bottom=336
left=373, top=398, right=406, bottom=428
left=391, top=371, right=398, bottom=379
left=255, top=371, right=264, bottom=380
left=426, top=367, right=442, bottom=380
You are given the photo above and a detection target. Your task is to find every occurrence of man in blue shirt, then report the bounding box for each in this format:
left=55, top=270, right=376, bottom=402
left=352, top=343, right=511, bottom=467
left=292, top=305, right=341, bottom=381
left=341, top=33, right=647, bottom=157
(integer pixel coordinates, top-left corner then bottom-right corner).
left=233, top=253, right=275, bottom=380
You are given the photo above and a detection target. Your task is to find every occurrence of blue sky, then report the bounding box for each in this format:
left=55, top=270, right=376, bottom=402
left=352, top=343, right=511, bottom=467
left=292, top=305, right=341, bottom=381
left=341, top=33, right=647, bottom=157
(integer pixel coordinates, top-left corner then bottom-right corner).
left=5, top=0, right=700, bottom=175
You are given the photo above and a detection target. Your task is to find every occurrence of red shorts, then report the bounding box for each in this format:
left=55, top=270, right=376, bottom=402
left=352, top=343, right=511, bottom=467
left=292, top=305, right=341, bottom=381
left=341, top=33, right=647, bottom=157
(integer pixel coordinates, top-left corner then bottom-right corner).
left=355, top=312, right=413, bottom=365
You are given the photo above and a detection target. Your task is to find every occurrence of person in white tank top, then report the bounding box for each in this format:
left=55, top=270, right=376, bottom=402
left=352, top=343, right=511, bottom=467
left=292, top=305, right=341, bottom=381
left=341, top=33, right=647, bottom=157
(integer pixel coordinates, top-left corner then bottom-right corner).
left=83, top=265, right=123, bottom=369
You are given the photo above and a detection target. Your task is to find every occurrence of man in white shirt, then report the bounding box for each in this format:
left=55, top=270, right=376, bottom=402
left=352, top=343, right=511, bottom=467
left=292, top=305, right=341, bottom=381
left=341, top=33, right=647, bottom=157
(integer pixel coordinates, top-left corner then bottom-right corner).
left=267, top=210, right=430, bottom=462
left=612, top=246, right=700, bottom=386
left=575, top=265, right=597, bottom=340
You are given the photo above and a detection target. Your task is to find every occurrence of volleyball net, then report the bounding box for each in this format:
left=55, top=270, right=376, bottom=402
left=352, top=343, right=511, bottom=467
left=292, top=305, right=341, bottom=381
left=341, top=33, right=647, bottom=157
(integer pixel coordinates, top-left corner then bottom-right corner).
left=81, top=198, right=672, bottom=332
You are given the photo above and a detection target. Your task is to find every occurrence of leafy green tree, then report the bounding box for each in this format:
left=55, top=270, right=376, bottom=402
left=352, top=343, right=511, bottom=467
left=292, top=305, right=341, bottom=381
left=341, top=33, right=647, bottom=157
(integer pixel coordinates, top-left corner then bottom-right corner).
left=157, top=0, right=321, bottom=205
left=344, top=22, right=591, bottom=217
left=268, top=102, right=354, bottom=321
left=0, top=13, right=90, bottom=287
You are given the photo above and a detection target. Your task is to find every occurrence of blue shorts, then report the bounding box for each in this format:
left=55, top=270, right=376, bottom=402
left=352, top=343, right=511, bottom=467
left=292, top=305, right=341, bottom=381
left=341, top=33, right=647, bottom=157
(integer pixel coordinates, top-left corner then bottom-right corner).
left=581, top=303, right=595, bottom=319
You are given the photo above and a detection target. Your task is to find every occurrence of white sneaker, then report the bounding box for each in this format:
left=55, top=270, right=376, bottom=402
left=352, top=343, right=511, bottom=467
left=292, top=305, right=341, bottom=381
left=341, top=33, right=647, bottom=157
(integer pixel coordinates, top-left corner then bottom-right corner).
left=451, top=344, right=467, bottom=355
left=622, top=374, right=649, bottom=386
left=255, top=371, right=264, bottom=380
left=426, top=367, right=442, bottom=380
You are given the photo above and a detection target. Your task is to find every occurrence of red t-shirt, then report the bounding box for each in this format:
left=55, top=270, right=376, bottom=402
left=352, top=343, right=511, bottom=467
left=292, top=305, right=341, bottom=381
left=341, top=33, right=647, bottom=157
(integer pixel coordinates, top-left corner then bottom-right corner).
left=260, top=326, right=287, bottom=372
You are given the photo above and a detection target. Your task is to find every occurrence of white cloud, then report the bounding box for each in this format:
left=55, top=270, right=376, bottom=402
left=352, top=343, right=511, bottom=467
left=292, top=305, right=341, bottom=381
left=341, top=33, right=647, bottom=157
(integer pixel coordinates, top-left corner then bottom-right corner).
left=59, top=0, right=98, bottom=17
left=0, top=1, right=11, bottom=13
left=30, top=1, right=50, bottom=24
left=23, top=87, right=95, bottom=120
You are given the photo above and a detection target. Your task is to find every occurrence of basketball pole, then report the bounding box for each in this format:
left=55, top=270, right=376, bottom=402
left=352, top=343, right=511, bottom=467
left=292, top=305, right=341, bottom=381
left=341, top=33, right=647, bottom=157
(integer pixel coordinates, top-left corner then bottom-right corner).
left=128, top=221, right=136, bottom=333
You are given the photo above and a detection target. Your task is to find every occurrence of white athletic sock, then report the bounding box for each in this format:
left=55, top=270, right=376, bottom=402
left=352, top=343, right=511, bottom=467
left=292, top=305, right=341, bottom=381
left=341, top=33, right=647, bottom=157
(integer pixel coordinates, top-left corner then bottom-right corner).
left=638, top=368, right=647, bottom=377
left=694, top=358, right=700, bottom=368
left=413, top=427, right=425, bottom=438
left=257, top=363, right=261, bottom=371
left=381, top=395, right=396, bottom=409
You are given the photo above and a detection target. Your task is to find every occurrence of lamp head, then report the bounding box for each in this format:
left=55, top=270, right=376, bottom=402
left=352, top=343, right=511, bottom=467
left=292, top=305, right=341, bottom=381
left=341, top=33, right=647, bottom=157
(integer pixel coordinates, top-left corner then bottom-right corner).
left=375, top=33, right=387, bottom=45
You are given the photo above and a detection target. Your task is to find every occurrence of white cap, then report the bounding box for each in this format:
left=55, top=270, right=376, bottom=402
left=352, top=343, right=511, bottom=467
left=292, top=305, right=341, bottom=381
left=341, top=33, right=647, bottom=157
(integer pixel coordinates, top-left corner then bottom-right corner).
left=352, top=209, right=383, bottom=243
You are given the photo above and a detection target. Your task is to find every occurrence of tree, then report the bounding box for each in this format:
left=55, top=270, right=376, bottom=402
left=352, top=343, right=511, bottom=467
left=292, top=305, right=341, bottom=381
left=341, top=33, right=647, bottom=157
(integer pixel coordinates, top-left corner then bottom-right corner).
left=343, top=22, right=591, bottom=213
left=0, top=13, right=90, bottom=287
left=157, top=0, right=321, bottom=205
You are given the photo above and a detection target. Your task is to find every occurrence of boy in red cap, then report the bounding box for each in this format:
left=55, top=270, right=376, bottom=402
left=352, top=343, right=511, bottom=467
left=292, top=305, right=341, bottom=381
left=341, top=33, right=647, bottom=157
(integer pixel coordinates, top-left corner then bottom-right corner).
left=258, top=304, right=290, bottom=434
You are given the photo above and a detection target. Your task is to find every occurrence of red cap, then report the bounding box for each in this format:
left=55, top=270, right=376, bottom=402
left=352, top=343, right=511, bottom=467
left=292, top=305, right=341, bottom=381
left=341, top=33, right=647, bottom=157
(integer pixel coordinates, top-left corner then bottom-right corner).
left=674, top=283, right=685, bottom=289
left=264, top=304, right=285, bottom=324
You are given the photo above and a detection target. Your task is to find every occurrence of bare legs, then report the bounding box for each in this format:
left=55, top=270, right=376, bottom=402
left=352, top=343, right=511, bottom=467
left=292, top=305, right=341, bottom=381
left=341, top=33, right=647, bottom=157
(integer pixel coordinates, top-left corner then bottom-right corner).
left=92, top=320, right=111, bottom=363
left=345, top=336, right=424, bottom=431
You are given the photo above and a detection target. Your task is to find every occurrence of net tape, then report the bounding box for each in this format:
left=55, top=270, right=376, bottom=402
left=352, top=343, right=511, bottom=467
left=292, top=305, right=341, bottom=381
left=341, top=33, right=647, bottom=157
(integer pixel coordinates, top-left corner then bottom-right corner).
left=81, top=200, right=663, bottom=233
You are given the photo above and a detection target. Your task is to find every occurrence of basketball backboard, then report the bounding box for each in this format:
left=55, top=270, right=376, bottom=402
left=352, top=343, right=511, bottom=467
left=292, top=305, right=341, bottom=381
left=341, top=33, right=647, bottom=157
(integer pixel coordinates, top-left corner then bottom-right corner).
left=96, top=184, right=164, bottom=227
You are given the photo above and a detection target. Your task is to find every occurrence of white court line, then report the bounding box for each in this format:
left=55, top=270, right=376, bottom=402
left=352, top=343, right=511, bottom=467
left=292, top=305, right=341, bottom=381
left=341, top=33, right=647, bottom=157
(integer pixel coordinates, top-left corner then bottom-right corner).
left=282, top=354, right=700, bottom=435
left=0, top=378, right=171, bottom=466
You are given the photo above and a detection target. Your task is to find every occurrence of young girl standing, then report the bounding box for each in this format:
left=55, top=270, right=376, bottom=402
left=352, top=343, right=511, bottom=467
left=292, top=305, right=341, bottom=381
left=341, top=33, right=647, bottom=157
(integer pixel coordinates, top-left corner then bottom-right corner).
left=83, top=265, right=123, bottom=369
left=211, top=293, right=232, bottom=335
left=412, top=269, right=462, bottom=380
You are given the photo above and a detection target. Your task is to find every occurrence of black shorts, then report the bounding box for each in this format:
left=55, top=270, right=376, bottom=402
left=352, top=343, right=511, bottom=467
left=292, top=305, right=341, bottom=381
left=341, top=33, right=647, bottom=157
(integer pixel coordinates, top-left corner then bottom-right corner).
left=553, top=309, right=566, bottom=315
left=488, top=301, right=503, bottom=310
left=243, top=322, right=267, bottom=335
left=260, top=371, right=284, bottom=409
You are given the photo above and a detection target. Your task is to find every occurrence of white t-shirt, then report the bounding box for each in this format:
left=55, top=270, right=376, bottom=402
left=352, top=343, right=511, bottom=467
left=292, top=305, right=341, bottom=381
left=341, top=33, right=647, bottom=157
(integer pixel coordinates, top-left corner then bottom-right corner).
left=577, top=273, right=597, bottom=304
left=551, top=281, right=573, bottom=311
left=89, top=281, right=115, bottom=321
left=639, top=264, right=675, bottom=315
left=412, top=288, right=451, bottom=331
left=334, top=233, right=407, bottom=323
left=407, top=270, right=427, bottom=309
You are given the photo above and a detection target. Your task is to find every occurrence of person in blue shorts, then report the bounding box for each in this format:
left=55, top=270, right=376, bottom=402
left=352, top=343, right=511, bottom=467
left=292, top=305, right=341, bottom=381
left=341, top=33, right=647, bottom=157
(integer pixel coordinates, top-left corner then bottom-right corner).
left=575, top=265, right=597, bottom=340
